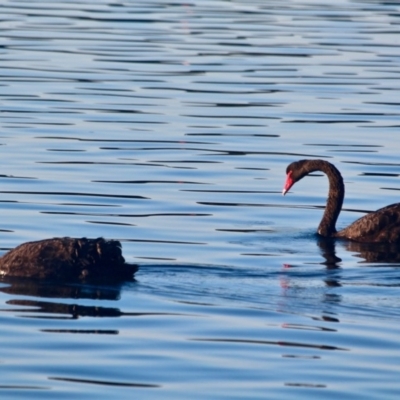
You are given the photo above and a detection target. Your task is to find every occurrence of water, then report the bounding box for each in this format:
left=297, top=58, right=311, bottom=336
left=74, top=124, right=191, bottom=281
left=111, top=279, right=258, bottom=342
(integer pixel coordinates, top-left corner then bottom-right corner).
left=1, top=0, right=400, bottom=398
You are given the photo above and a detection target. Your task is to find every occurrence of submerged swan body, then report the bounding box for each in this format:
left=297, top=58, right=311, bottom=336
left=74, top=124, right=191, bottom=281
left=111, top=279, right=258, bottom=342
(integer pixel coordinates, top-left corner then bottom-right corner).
left=283, top=159, right=400, bottom=243
left=0, top=237, right=138, bottom=280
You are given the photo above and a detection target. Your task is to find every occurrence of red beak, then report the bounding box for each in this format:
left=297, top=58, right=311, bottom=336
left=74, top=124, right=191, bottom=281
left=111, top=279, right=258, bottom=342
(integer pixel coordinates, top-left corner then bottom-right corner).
left=282, top=171, right=294, bottom=196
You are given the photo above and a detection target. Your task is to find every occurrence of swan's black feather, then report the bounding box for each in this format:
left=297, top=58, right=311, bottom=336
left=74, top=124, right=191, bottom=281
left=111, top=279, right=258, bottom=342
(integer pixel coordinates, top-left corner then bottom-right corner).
left=0, top=237, right=138, bottom=280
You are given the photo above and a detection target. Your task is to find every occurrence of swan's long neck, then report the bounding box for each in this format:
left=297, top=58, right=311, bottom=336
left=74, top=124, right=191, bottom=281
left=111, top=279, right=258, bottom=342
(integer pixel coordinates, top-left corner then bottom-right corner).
left=317, top=161, right=344, bottom=236
left=305, top=160, right=345, bottom=237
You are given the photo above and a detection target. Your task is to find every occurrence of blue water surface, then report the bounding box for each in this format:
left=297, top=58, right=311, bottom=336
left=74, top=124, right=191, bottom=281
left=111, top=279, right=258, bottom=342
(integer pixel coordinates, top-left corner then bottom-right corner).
left=0, top=0, right=400, bottom=398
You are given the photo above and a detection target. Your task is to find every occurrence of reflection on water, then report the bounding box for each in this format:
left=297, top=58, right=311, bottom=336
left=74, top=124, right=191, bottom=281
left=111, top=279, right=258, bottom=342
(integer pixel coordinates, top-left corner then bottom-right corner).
left=318, top=238, right=400, bottom=266
left=1, top=0, right=400, bottom=399
left=345, top=241, right=400, bottom=264
left=0, top=277, right=125, bottom=302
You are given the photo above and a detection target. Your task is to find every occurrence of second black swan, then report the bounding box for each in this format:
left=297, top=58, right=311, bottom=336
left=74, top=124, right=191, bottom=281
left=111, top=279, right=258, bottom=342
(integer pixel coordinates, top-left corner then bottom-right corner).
left=282, top=159, right=400, bottom=243
left=0, top=237, right=138, bottom=280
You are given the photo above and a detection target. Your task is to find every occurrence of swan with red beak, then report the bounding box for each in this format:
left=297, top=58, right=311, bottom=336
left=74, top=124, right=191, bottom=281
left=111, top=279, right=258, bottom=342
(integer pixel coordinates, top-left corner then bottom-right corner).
left=283, top=159, right=400, bottom=243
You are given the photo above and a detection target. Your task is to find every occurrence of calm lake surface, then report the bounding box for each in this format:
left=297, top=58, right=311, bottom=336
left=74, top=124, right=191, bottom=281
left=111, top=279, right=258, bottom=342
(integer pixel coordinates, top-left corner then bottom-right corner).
left=1, top=0, right=400, bottom=398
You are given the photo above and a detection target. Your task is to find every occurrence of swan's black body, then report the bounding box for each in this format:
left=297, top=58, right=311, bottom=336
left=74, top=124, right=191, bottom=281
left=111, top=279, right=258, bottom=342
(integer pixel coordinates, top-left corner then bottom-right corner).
left=0, top=237, right=138, bottom=280
left=283, top=159, right=400, bottom=243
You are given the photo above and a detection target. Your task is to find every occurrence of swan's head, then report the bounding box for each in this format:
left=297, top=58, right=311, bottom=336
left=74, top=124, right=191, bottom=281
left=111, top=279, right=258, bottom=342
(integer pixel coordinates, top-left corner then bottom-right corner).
left=282, top=159, right=313, bottom=195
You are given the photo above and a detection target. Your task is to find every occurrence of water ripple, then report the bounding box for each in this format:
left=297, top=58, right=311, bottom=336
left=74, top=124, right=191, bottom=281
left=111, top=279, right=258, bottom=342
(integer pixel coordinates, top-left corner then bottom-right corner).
left=1, top=0, right=400, bottom=399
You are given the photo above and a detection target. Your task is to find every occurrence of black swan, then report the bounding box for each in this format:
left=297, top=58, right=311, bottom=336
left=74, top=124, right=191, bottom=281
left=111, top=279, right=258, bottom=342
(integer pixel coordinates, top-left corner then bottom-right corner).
left=0, top=237, right=138, bottom=280
left=282, top=159, right=400, bottom=243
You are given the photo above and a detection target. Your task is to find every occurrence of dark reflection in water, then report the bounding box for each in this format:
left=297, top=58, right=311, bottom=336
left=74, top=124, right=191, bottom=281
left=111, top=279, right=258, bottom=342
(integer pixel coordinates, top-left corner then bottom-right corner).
left=1, top=0, right=400, bottom=398
left=49, top=377, right=160, bottom=389
left=192, top=337, right=348, bottom=351
left=0, top=278, right=192, bottom=320
left=282, top=237, right=400, bottom=293
left=317, top=238, right=342, bottom=269
left=0, top=277, right=124, bottom=301
left=318, top=237, right=400, bottom=265
left=0, top=278, right=128, bottom=318
left=345, top=241, right=400, bottom=264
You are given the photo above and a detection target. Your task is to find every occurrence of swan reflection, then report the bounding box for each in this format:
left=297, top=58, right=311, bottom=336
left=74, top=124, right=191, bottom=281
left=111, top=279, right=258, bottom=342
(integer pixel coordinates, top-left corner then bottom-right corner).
left=318, top=237, right=400, bottom=265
